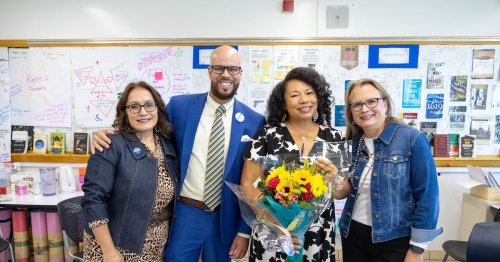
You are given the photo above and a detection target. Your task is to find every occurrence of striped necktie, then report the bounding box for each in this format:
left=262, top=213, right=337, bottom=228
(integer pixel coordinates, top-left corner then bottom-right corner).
left=203, top=105, right=226, bottom=210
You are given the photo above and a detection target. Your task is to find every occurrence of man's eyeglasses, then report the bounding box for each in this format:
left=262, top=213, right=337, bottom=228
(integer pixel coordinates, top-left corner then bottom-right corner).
left=126, top=101, right=157, bottom=114
left=350, top=97, right=385, bottom=112
left=210, top=65, right=241, bottom=75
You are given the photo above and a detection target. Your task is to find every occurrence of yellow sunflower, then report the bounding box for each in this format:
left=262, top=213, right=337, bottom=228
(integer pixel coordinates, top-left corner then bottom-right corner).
left=276, top=179, right=294, bottom=195
left=310, top=174, right=328, bottom=198
left=266, top=166, right=287, bottom=183
left=291, top=169, right=313, bottom=185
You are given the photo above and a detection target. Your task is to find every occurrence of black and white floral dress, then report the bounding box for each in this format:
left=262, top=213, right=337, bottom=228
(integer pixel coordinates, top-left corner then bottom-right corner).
left=245, top=123, right=344, bottom=262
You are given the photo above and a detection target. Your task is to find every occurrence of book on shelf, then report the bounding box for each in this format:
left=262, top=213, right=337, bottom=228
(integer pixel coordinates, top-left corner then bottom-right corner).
left=73, top=132, right=89, bottom=155
left=32, top=133, right=48, bottom=154
left=11, top=125, right=34, bottom=152
left=460, top=135, right=476, bottom=158
left=50, top=131, right=66, bottom=154
left=449, top=134, right=460, bottom=157
left=11, top=130, right=28, bottom=153
left=419, top=121, right=437, bottom=146
left=433, top=134, right=450, bottom=157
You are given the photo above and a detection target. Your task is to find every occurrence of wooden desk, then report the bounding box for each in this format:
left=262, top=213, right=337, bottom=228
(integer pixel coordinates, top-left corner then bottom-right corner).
left=460, top=193, right=500, bottom=240
left=0, top=191, right=83, bottom=208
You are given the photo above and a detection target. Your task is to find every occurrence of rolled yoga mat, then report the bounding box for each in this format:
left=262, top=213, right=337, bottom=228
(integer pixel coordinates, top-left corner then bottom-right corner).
left=31, top=211, right=49, bottom=262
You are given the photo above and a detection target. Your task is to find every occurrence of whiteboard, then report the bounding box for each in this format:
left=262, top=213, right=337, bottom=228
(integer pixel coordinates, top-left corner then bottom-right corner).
left=0, top=48, right=10, bottom=162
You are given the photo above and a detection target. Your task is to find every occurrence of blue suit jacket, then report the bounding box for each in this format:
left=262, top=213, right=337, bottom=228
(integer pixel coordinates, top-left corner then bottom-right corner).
left=166, top=93, right=265, bottom=244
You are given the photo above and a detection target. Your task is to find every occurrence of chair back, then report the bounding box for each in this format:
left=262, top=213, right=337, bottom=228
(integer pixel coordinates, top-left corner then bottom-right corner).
left=466, top=222, right=500, bottom=262
left=57, top=196, right=85, bottom=243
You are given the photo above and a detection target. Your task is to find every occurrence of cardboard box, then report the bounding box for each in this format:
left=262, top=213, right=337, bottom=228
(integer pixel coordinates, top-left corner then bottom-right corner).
left=470, top=185, right=500, bottom=201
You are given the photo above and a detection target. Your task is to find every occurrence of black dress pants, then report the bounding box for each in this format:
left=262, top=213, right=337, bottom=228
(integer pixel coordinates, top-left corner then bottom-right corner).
left=341, top=220, right=410, bottom=262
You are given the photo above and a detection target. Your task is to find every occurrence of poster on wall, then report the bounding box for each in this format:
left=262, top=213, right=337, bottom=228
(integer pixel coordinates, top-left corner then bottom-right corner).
left=427, top=62, right=445, bottom=89
left=368, top=44, right=419, bottom=68
left=334, top=105, right=346, bottom=127
left=273, top=45, right=298, bottom=80
left=9, top=48, right=72, bottom=127
left=71, top=47, right=131, bottom=128
left=340, top=45, right=359, bottom=70
left=449, top=106, right=467, bottom=130
left=129, top=46, right=192, bottom=105
left=470, top=84, right=488, bottom=110
left=426, top=94, right=444, bottom=119
left=471, top=49, right=495, bottom=79
left=248, top=46, right=274, bottom=114
left=470, top=116, right=492, bottom=144
left=449, top=75, right=467, bottom=102
left=399, top=112, right=419, bottom=128
left=299, top=45, right=322, bottom=70
left=0, top=48, right=10, bottom=162
left=249, top=46, right=273, bottom=83
left=402, top=79, right=422, bottom=108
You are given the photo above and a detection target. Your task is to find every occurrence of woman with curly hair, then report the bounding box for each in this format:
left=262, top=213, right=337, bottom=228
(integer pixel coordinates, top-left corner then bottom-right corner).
left=241, top=67, right=350, bottom=262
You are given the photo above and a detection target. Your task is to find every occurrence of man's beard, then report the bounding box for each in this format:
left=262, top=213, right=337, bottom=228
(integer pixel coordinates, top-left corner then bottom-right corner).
left=210, top=79, right=239, bottom=100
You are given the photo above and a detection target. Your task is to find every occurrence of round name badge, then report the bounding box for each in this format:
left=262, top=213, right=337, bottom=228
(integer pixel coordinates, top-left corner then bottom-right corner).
left=235, top=112, right=245, bottom=122
left=133, top=147, right=142, bottom=156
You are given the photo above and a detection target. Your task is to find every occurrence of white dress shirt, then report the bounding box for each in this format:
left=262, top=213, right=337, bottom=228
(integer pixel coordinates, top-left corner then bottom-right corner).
left=180, top=94, right=234, bottom=201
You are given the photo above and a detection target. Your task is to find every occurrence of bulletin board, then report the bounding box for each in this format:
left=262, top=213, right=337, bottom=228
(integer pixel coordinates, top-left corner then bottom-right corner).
left=1, top=40, right=500, bottom=161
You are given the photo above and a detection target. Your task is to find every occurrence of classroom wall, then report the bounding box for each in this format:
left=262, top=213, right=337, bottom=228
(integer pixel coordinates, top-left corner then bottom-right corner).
left=1, top=0, right=500, bottom=39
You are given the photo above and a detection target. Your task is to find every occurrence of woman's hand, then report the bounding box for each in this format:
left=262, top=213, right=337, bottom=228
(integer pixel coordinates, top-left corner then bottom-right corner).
left=103, top=247, right=124, bottom=262
left=314, top=158, right=338, bottom=178
left=315, top=158, right=350, bottom=199
left=291, top=235, right=303, bottom=254
left=91, top=129, right=115, bottom=153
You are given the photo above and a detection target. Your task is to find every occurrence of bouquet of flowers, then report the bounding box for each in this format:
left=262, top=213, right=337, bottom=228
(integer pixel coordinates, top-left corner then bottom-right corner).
left=257, top=159, right=329, bottom=261
left=227, top=140, right=351, bottom=262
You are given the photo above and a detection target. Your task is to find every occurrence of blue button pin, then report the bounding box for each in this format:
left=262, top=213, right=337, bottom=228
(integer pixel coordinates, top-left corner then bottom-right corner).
left=133, top=147, right=142, bottom=156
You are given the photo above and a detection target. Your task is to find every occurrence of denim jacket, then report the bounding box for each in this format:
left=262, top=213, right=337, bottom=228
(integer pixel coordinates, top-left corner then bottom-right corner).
left=340, top=122, right=443, bottom=243
left=81, top=133, right=180, bottom=254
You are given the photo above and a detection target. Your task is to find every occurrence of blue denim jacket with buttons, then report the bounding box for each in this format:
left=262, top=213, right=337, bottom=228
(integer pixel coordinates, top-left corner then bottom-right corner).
left=340, top=122, right=443, bottom=243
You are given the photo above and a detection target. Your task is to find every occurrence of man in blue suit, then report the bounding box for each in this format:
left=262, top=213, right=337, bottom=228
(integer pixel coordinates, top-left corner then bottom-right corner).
left=92, top=46, right=265, bottom=261
left=164, top=45, right=264, bottom=261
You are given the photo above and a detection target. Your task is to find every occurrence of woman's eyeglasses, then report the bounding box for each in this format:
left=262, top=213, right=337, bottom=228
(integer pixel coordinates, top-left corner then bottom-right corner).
left=126, top=101, right=157, bottom=114
left=210, top=65, right=241, bottom=75
left=350, top=97, right=384, bottom=112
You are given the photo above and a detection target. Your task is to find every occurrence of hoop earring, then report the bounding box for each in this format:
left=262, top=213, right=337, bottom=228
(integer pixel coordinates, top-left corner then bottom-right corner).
left=312, top=111, right=319, bottom=122
left=351, top=120, right=357, bottom=126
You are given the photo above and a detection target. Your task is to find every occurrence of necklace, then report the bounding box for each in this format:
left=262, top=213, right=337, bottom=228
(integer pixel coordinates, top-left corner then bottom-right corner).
left=349, top=135, right=375, bottom=190
left=355, top=159, right=374, bottom=191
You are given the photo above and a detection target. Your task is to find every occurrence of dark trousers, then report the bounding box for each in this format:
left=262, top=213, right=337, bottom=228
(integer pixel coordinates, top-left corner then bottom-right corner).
left=341, top=220, right=410, bottom=262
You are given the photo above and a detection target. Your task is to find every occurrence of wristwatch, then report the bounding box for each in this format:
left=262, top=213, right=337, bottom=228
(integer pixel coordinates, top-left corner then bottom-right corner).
left=409, top=244, right=425, bottom=254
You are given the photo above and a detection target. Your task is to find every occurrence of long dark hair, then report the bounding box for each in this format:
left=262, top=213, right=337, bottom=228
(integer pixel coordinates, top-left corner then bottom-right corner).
left=266, top=67, right=333, bottom=126
left=113, top=81, right=172, bottom=140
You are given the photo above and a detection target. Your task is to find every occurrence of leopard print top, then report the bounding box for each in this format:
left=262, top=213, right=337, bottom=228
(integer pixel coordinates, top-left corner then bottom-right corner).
left=84, top=135, right=175, bottom=262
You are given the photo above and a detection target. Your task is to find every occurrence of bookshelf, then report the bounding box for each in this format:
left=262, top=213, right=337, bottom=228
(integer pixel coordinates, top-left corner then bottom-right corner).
left=10, top=153, right=499, bottom=166
left=11, top=153, right=89, bottom=164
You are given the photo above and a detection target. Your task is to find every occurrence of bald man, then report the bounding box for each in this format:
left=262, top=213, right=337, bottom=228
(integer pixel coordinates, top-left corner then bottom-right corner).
left=163, top=45, right=264, bottom=261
